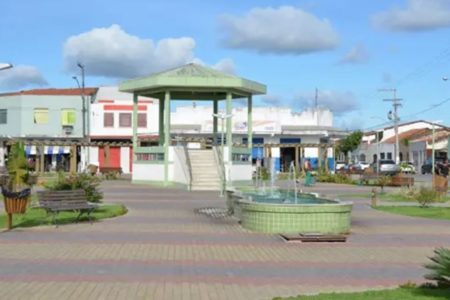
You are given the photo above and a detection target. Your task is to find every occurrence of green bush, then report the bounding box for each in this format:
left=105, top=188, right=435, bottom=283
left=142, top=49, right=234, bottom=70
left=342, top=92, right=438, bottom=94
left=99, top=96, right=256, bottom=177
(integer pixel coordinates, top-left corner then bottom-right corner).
left=424, top=247, right=450, bottom=288
left=416, top=187, right=439, bottom=207
left=257, top=167, right=270, bottom=181
left=45, top=172, right=103, bottom=203
left=376, top=176, right=392, bottom=192
left=315, top=173, right=353, bottom=184
left=104, top=171, right=119, bottom=180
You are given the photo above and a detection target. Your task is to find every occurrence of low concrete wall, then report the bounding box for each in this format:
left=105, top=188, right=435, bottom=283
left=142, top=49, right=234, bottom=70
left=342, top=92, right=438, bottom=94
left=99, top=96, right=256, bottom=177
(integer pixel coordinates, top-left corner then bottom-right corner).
left=132, top=163, right=165, bottom=182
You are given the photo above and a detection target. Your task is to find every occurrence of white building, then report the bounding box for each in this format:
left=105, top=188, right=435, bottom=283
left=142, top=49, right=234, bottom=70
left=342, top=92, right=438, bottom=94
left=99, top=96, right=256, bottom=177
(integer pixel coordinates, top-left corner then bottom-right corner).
left=358, top=120, right=448, bottom=169
left=89, top=87, right=157, bottom=173
left=88, top=87, right=346, bottom=173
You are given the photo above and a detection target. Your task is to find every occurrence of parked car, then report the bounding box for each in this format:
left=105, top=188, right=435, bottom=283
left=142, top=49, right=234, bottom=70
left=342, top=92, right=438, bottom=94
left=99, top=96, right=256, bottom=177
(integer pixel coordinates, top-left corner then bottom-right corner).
left=372, top=159, right=401, bottom=175
left=354, top=161, right=370, bottom=170
left=400, top=162, right=416, bottom=174
left=335, top=161, right=346, bottom=171
left=421, top=158, right=445, bottom=174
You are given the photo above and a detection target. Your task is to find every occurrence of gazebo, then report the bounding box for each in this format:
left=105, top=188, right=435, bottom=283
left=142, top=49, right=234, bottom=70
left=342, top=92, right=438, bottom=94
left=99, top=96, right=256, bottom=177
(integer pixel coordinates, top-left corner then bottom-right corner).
left=119, top=63, right=266, bottom=187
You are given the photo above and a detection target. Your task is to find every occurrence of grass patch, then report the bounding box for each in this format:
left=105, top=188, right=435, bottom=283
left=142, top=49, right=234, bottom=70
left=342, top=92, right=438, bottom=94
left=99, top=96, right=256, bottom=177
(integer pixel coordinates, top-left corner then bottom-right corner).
left=375, top=206, right=450, bottom=221
left=0, top=204, right=127, bottom=229
left=337, top=192, right=450, bottom=203
left=273, top=287, right=449, bottom=300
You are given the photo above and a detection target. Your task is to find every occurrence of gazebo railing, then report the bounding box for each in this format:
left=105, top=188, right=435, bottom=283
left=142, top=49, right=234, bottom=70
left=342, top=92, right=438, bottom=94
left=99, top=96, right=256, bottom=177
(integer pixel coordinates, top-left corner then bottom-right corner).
left=231, top=147, right=251, bottom=163
left=134, top=146, right=165, bottom=162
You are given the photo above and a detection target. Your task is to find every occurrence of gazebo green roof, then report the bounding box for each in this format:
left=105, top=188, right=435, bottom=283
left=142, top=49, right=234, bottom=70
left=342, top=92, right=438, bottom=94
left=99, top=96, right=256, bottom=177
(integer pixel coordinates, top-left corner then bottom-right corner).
left=119, top=63, right=266, bottom=100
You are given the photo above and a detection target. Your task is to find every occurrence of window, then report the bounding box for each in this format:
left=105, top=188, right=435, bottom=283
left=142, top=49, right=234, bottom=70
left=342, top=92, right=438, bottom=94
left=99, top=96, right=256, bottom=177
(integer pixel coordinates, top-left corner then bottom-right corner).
left=34, top=108, right=49, bottom=124
left=0, top=109, right=7, bottom=124
left=138, top=113, right=147, bottom=128
left=119, top=113, right=132, bottom=127
left=104, top=113, right=114, bottom=127
left=61, top=109, right=76, bottom=126
left=380, top=152, right=385, bottom=159
left=387, top=152, right=392, bottom=160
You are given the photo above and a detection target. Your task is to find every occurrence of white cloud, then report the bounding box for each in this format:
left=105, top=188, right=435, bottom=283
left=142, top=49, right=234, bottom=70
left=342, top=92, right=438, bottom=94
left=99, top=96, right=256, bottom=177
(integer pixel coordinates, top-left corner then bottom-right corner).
left=219, top=6, right=339, bottom=54
left=336, top=116, right=365, bottom=131
left=338, top=44, right=369, bottom=64
left=213, top=58, right=236, bottom=75
left=63, top=24, right=196, bottom=78
left=0, top=65, right=47, bottom=90
left=293, top=90, right=358, bottom=115
left=373, top=0, right=450, bottom=31
left=261, top=94, right=283, bottom=106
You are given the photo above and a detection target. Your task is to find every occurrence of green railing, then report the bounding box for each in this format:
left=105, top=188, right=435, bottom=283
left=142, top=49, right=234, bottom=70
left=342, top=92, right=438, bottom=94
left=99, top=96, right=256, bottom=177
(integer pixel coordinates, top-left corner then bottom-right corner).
left=213, top=146, right=226, bottom=196
left=231, top=147, right=251, bottom=163
left=134, top=146, right=165, bottom=162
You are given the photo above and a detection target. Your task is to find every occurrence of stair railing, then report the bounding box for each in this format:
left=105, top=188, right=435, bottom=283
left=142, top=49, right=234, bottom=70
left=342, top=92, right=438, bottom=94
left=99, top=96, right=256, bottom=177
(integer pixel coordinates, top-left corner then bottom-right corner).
left=183, top=145, right=193, bottom=191
left=174, top=145, right=192, bottom=191
left=213, top=146, right=226, bottom=196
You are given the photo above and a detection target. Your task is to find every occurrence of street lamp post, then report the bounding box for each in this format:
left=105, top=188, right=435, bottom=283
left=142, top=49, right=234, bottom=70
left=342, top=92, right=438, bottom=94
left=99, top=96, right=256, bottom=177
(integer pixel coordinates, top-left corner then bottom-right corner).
left=212, top=112, right=233, bottom=196
left=73, top=63, right=89, bottom=172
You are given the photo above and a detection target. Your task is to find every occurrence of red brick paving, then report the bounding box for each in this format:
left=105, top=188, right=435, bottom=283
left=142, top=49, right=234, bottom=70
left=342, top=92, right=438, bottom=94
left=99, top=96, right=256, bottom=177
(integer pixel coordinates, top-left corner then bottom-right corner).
left=0, top=181, right=449, bottom=299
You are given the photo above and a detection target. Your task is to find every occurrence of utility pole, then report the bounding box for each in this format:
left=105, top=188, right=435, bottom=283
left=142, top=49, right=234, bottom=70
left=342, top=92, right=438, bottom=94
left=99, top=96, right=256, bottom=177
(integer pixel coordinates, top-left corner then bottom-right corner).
left=315, top=88, right=318, bottom=109
left=379, top=88, right=402, bottom=164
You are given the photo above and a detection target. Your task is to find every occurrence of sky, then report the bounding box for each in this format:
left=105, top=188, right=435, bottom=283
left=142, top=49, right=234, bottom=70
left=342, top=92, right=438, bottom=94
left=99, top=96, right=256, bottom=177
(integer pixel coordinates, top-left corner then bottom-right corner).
left=1, top=0, right=450, bottom=131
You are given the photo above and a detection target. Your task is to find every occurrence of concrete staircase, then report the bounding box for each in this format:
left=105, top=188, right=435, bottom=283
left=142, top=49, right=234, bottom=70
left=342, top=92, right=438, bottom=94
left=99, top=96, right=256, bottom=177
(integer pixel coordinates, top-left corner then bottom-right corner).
left=188, top=149, right=221, bottom=191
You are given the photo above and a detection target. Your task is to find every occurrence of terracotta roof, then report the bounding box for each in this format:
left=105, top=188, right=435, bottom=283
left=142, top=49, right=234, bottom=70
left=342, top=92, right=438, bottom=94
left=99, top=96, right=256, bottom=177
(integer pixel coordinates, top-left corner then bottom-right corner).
left=0, top=88, right=98, bottom=97
left=411, top=129, right=450, bottom=143
left=383, top=128, right=431, bottom=144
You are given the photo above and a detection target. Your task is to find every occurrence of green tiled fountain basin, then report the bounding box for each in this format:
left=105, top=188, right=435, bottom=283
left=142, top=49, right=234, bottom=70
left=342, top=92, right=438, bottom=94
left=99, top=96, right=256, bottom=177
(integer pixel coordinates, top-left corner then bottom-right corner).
left=236, top=195, right=352, bottom=234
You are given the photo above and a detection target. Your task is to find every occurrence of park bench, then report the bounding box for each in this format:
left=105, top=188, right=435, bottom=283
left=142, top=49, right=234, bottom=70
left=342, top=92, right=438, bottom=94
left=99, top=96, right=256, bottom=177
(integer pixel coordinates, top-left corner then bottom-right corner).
left=37, top=189, right=98, bottom=227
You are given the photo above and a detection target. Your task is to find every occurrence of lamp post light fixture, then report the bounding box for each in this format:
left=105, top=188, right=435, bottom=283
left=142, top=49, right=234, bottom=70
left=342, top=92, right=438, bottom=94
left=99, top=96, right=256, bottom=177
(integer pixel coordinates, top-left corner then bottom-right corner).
left=0, top=63, right=13, bottom=71
left=212, top=112, right=234, bottom=159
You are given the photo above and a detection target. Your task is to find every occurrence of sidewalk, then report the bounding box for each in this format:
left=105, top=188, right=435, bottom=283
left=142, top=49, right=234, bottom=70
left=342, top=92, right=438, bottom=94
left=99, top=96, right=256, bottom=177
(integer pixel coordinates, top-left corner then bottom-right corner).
left=0, top=181, right=449, bottom=299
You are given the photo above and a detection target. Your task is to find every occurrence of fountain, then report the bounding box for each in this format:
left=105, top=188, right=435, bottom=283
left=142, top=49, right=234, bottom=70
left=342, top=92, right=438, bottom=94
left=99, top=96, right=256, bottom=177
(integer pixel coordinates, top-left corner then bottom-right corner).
left=226, top=157, right=353, bottom=234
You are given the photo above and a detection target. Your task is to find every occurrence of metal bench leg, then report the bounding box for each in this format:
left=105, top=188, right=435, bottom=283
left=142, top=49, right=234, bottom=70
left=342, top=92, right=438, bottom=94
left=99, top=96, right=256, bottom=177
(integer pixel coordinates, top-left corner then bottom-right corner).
left=75, top=210, right=84, bottom=223
left=52, top=212, right=59, bottom=228
left=87, top=208, right=95, bottom=224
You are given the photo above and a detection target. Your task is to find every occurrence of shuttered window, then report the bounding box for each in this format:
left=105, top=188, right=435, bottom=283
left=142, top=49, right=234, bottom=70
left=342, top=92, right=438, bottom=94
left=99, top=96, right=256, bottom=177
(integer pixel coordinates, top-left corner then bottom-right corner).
left=119, top=113, right=132, bottom=127
left=34, top=108, right=49, bottom=124
left=61, top=109, right=76, bottom=126
left=138, top=113, right=147, bottom=128
left=0, top=109, right=7, bottom=124
left=104, top=113, right=114, bottom=127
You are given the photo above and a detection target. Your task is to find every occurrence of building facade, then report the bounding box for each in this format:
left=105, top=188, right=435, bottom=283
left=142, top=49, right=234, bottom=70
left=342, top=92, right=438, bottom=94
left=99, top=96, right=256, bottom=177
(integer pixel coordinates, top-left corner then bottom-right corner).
left=0, top=88, right=97, bottom=172
left=0, top=86, right=347, bottom=175
left=358, top=120, right=449, bottom=170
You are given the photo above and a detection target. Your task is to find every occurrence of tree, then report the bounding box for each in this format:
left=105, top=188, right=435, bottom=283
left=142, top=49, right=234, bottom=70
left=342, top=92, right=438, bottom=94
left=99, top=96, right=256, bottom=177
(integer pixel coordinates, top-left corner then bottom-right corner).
left=336, top=130, right=363, bottom=161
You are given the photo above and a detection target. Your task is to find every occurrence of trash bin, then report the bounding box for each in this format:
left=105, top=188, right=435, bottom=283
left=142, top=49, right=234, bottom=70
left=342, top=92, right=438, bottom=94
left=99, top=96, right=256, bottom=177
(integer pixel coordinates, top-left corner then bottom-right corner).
left=88, top=164, right=98, bottom=175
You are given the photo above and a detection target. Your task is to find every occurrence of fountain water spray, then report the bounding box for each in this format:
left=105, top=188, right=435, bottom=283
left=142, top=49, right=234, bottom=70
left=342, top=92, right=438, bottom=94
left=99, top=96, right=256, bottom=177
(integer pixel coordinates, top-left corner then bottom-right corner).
left=289, top=161, right=298, bottom=204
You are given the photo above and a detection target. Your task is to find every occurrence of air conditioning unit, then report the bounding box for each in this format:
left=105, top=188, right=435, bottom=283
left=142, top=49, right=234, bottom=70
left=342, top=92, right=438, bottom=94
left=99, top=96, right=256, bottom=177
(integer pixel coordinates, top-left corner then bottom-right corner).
left=62, top=125, right=73, bottom=135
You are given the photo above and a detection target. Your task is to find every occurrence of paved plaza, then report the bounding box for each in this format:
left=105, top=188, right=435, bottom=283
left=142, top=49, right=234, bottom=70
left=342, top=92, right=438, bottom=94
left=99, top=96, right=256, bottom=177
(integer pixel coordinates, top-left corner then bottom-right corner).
left=1, top=181, right=450, bottom=299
